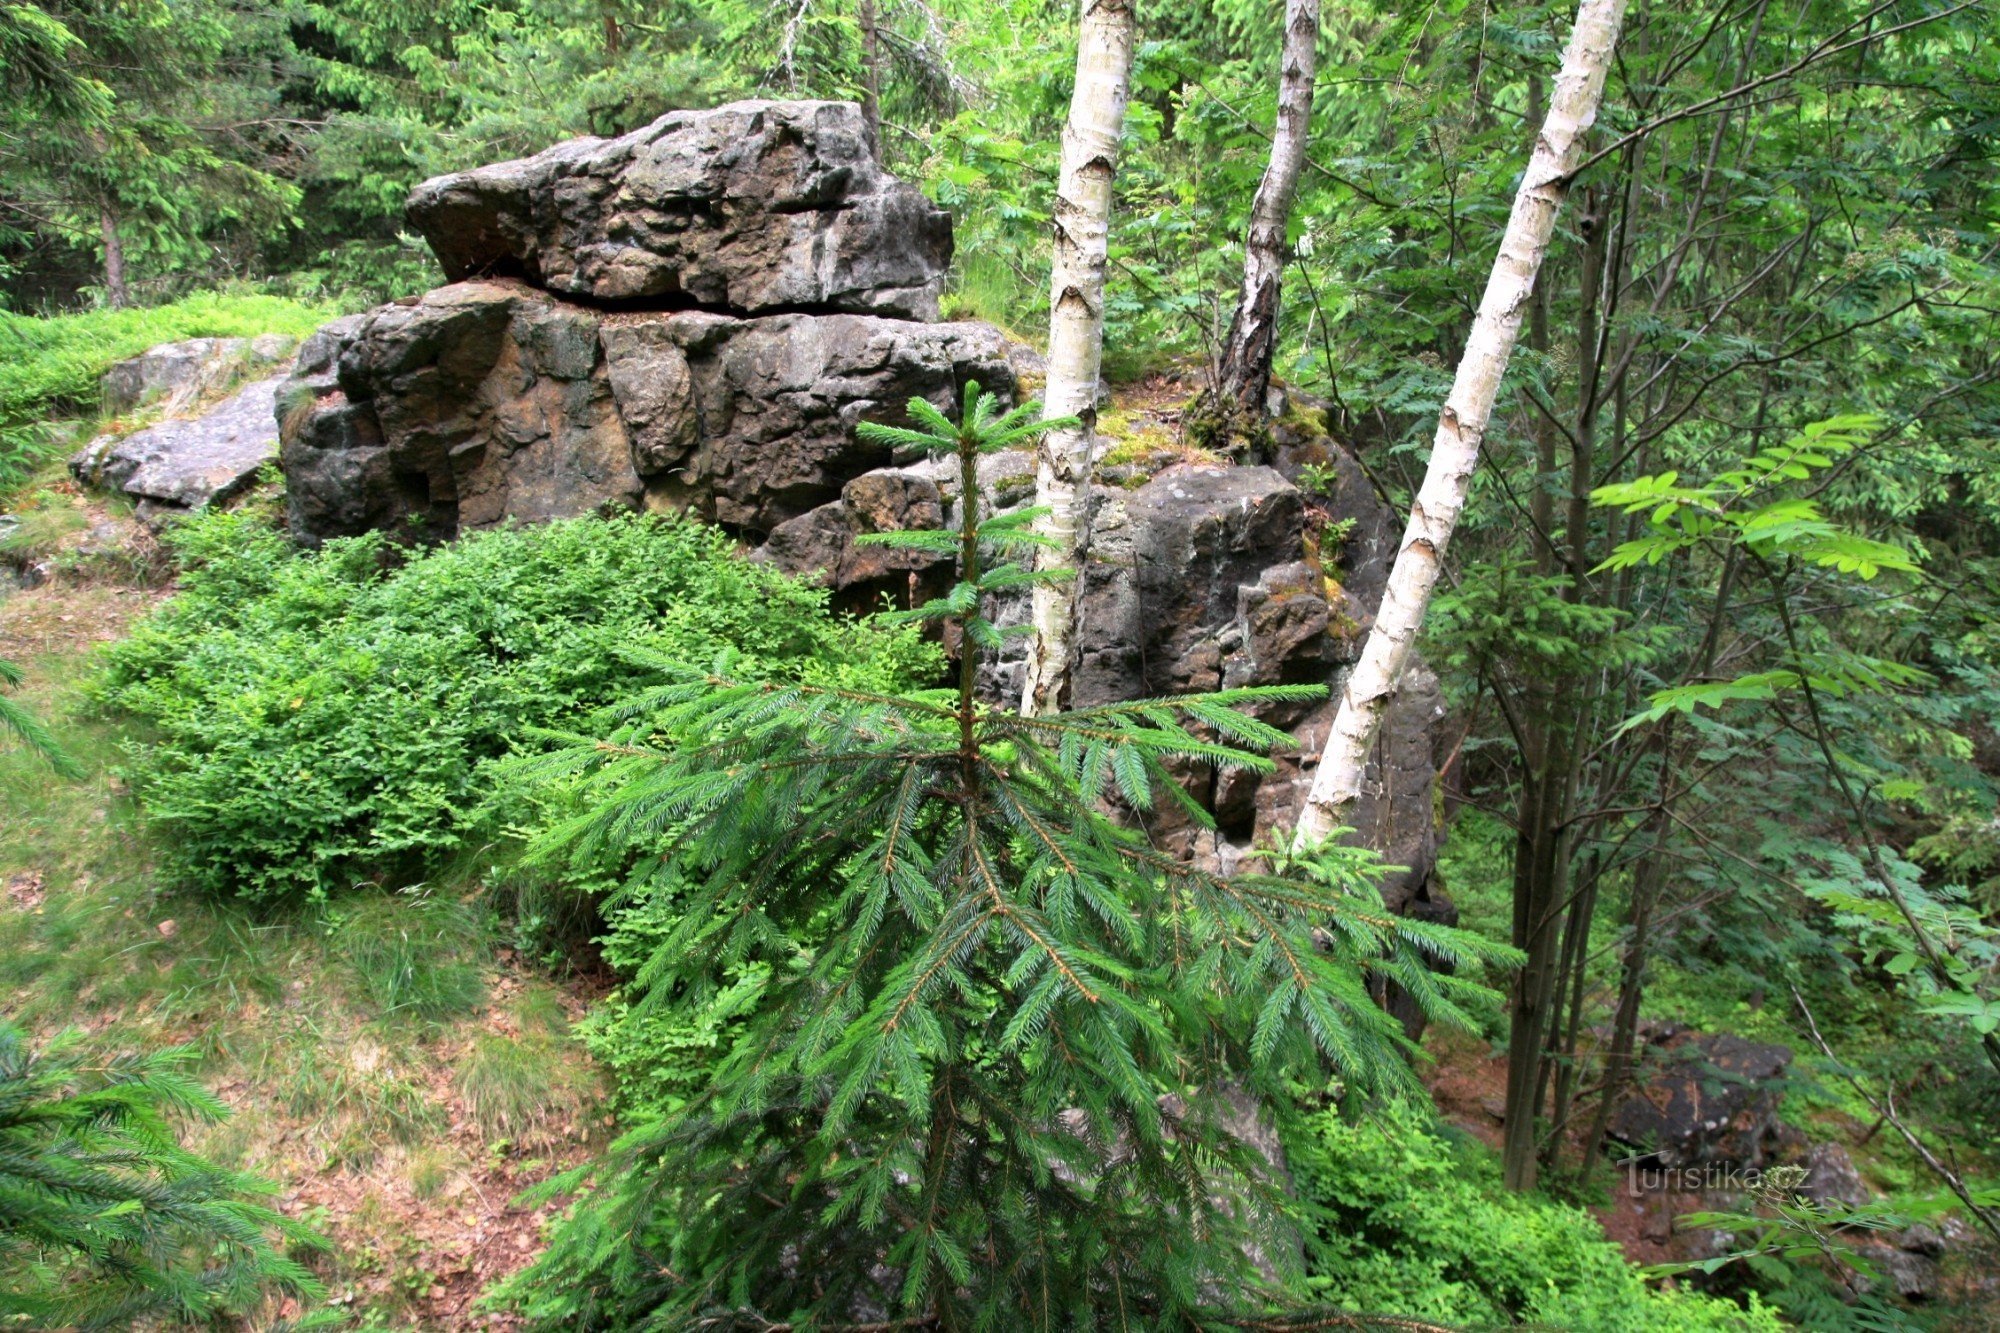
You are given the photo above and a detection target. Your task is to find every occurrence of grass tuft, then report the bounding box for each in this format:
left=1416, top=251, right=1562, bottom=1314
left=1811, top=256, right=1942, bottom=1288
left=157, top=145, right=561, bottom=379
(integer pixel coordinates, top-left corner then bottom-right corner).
left=330, top=894, right=490, bottom=1024
left=455, top=1031, right=593, bottom=1146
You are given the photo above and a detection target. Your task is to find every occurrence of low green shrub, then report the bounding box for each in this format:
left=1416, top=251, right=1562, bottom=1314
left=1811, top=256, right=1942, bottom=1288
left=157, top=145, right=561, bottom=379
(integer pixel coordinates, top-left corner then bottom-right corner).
left=94, top=509, right=940, bottom=902
left=572, top=876, right=759, bottom=1118
left=1290, top=1103, right=1782, bottom=1331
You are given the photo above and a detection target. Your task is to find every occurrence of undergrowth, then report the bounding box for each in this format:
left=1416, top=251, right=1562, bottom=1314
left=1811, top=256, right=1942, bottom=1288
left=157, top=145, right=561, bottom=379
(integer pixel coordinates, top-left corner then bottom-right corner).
left=0, top=609, right=603, bottom=1321
left=92, top=508, right=941, bottom=902
left=1291, top=1103, right=1783, bottom=1331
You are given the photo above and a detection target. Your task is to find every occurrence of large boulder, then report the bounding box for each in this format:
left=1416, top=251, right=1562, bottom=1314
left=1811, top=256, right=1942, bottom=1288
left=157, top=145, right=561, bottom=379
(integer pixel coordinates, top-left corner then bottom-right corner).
left=757, top=467, right=952, bottom=611
left=407, top=101, right=951, bottom=321
left=281, top=281, right=1018, bottom=545
left=614, top=308, right=1015, bottom=531
left=1610, top=1029, right=1796, bottom=1169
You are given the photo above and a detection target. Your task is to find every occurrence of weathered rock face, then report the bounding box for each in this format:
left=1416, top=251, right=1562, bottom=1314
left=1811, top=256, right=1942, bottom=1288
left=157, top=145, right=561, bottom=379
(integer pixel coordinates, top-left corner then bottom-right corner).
left=408, top=101, right=951, bottom=320
left=72, top=335, right=299, bottom=526
left=282, top=281, right=1018, bottom=544
left=757, top=452, right=1449, bottom=916
left=1610, top=1029, right=1796, bottom=1168
left=99, top=335, right=295, bottom=416
left=74, top=376, right=287, bottom=524
left=756, top=469, right=952, bottom=610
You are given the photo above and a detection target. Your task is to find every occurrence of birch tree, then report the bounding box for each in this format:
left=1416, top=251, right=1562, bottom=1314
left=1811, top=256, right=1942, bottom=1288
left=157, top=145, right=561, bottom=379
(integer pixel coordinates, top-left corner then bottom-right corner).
left=1020, top=0, right=1134, bottom=716
left=1214, top=0, right=1321, bottom=419
left=1289, top=0, right=1630, bottom=849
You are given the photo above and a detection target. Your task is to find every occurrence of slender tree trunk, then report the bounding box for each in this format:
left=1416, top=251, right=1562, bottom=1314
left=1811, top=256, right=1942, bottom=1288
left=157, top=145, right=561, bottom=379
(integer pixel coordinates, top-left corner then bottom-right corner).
left=1289, top=0, right=1629, bottom=850
left=1544, top=850, right=1600, bottom=1159
left=1501, top=754, right=1576, bottom=1191
left=857, top=0, right=884, bottom=162
left=1022, top=0, right=1135, bottom=717
left=1581, top=817, right=1665, bottom=1171
left=99, top=204, right=128, bottom=310
left=1216, top=0, right=1321, bottom=418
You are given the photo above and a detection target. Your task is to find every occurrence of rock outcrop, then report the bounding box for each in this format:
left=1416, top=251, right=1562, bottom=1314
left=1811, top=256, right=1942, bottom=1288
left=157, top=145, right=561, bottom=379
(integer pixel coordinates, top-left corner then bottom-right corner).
left=282, top=282, right=1018, bottom=544
left=276, top=98, right=1450, bottom=917
left=71, top=336, right=298, bottom=525
left=407, top=101, right=951, bottom=320
left=282, top=101, right=1012, bottom=548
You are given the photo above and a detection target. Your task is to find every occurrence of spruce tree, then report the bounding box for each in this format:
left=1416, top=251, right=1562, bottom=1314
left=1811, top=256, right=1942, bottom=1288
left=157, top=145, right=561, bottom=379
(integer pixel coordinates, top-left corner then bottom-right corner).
left=0, top=658, right=83, bottom=779
left=504, top=387, right=1509, bottom=1329
left=0, top=1021, right=333, bottom=1329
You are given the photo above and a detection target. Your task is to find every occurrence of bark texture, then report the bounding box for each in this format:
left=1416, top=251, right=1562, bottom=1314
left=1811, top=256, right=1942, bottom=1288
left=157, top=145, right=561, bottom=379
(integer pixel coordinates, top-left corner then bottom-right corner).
left=1215, top=0, right=1320, bottom=418
left=1289, top=0, right=1629, bottom=849
left=1021, top=0, right=1135, bottom=716
left=100, top=205, right=128, bottom=310
left=857, top=0, right=884, bottom=162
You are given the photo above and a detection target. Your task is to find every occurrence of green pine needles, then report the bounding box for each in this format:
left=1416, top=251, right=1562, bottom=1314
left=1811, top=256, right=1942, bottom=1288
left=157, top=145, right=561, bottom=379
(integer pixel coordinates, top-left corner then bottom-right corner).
left=0, top=1022, right=333, bottom=1329
left=0, top=658, right=83, bottom=780
left=501, top=387, right=1511, bottom=1330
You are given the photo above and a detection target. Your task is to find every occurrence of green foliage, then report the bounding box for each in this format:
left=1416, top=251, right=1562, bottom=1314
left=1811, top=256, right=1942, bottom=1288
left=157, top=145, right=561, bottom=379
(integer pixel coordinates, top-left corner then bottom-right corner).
left=496, top=389, right=1517, bottom=1328
left=1593, top=417, right=1918, bottom=582
left=1655, top=1172, right=1987, bottom=1330
left=0, top=291, right=335, bottom=490
left=0, top=0, right=303, bottom=305
left=1290, top=1104, right=1781, bottom=1332
left=0, top=655, right=83, bottom=778
left=0, top=1019, right=335, bottom=1330
left=94, top=508, right=939, bottom=902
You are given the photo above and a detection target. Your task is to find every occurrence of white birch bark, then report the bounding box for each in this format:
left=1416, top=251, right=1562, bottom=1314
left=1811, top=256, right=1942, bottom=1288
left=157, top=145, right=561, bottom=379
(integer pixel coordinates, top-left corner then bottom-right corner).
left=1021, top=0, right=1134, bottom=717
left=1290, top=0, right=1629, bottom=850
left=1217, top=0, right=1320, bottom=416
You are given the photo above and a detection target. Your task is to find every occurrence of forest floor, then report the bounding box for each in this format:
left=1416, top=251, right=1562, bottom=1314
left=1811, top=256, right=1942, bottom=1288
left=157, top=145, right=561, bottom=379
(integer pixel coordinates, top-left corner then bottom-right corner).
left=7, top=457, right=1999, bottom=1328
left=0, top=482, right=608, bottom=1329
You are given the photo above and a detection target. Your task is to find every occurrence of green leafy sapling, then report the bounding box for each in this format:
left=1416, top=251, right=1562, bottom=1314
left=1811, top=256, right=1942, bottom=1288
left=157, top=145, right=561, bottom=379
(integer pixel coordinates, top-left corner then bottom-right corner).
left=500, top=386, right=1512, bottom=1330
left=1593, top=414, right=2000, bottom=1078
left=0, top=1022, right=334, bottom=1330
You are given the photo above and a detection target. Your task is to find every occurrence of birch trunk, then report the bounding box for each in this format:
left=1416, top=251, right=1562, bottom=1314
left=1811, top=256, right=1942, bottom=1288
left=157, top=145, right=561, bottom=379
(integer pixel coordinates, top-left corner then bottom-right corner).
left=1289, top=0, right=1628, bottom=850
left=1021, top=0, right=1135, bottom=716
left=1216, top=0, right=1320, bottom=417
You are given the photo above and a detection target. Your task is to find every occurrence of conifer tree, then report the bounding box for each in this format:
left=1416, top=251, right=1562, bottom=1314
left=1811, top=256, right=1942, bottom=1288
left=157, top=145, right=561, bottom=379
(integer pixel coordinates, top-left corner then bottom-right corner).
left=0, top=657, right=82, bottom=779
left=0, top=1022, right=334, bottom=1329
left=502, top=388, right=1511, bottom=1329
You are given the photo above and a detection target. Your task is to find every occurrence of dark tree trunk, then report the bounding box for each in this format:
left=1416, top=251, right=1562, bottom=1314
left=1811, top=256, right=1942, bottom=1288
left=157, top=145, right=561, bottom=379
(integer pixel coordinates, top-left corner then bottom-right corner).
left=100, top=205, right=128, bottom=310
left=858, top=0, right=884, bottom=162
left=1501, top=763, right=1573, bottom=1192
